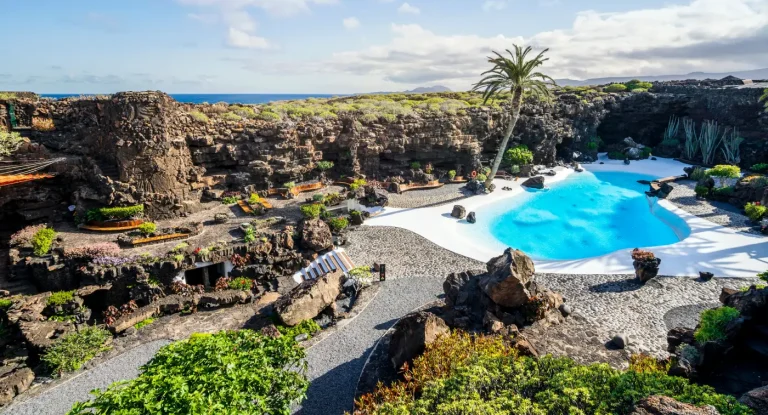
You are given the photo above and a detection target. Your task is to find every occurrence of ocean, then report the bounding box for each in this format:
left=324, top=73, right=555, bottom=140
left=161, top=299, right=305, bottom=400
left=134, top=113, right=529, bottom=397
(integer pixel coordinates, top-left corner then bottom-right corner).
left=40, top=93, right=340, bottom=104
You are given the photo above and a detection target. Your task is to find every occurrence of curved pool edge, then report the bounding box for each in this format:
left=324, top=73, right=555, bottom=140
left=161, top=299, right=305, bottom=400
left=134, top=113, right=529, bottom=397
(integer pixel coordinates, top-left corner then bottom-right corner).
left=364, top=156, right=768, bottom=278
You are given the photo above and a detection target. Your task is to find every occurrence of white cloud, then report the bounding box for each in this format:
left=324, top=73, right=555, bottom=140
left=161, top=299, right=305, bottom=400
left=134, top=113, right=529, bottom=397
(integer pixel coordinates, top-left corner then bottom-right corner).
left=343, top=17, right=360, bottom=30
left=398, top=2, right=420, bottom=14
left=482, top=1, right=507, bottom=11
left=227, top=27, right=271, bottom=49
left=310, top=0, right=768, bottom=88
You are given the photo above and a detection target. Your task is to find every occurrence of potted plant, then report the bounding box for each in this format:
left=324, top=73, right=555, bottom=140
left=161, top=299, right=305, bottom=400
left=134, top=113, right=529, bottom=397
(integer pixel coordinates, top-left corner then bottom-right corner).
left=631, top=248, right=661, bottom=283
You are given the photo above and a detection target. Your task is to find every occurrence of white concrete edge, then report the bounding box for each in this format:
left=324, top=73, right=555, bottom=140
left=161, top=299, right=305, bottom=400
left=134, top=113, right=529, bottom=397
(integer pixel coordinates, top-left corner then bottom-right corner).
left=364, top=154, right=768, bottom=278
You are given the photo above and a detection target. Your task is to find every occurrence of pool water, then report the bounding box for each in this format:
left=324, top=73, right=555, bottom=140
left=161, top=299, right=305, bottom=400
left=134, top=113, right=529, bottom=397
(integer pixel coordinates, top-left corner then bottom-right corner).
left=484, top=171, right=690, bottom=260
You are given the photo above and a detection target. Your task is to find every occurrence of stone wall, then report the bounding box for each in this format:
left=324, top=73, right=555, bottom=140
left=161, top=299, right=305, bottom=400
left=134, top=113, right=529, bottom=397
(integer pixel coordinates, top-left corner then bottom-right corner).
left=1, top=85, right=765, bottom=221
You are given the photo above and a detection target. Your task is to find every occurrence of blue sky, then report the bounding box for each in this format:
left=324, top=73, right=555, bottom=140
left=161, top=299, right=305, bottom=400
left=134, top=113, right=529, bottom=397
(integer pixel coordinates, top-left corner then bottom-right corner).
left=1, top=0, right=766, bottom=93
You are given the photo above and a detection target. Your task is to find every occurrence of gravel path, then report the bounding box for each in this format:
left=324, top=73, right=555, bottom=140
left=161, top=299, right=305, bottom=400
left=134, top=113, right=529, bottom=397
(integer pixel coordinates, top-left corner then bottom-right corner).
left=2, top=340, right=171, bottom=415
left=386, top=183, right=469, bottom=209
left=667, top=180, right=757, bottom=234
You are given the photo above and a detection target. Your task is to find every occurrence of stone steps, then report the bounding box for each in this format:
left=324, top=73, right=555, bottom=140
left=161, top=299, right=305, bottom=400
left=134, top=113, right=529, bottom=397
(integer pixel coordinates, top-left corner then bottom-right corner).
left=294, top=250, right=355, bottom=283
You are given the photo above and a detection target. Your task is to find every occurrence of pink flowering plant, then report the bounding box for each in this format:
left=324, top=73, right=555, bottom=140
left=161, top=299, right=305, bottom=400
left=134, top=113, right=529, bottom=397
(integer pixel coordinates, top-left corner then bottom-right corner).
left=10, top=224, right=47, bottom=247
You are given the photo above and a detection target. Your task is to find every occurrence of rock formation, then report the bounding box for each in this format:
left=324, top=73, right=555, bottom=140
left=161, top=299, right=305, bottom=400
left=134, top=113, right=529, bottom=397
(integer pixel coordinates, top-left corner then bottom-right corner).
left=388, top=310, right=449, bottom=370
left=275, top=270, right=343, bottom=326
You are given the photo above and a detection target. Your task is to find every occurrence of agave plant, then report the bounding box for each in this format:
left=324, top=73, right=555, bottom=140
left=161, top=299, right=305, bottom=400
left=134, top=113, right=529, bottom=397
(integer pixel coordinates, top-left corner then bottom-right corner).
left=699, top=120, right=722, bottom=165
left=682, top=117, right=699, bottom=161
left=662, top=115, right=680, bottom=145
left=761, top=88, right=768, bottom=112
left=721, top=127, right=744, bottom=165
left=472, top=45, right=556, bottom=190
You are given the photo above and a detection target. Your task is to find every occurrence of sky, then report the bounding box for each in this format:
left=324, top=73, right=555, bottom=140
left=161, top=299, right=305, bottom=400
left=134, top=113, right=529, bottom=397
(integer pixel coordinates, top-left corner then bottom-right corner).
left=1, top=0, right=767, bottom=94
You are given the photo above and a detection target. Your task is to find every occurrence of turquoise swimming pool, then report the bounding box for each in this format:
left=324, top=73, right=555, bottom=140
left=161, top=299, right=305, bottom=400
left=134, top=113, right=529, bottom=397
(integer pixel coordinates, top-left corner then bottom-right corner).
left=482, top=171, right=690, bottom=260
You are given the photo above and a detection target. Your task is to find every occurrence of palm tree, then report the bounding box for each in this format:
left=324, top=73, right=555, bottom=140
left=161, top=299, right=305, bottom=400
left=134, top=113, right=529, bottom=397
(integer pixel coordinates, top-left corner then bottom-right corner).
left=472, top=45, right=556, bottom=189
left=761, top=88, right=768, bottom=112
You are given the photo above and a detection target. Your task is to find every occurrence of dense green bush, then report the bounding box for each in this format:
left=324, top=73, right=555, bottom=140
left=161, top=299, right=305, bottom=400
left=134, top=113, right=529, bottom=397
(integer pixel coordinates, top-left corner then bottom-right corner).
left=68, top=330, right=308, bottom=415
left=316, top=160, right=334, bottom=171
left=327, top=216, right=349, bottom=232
left=44, top=327, right=112, bottom=375
left=410, top=161, right=422, bottom=170
left=277, top=319, right=321, bottom=339
left=243, top=227, right=256, bottom=244
left=604, top=83, right=628, bottom=92
left=695, top=307, right=740, bottom=343
left=689, top=167, right=708, bottom=181
left=283, top=181, right=296, bottom=189
left=32, top=227, right=56, bottom=256
left=625, top=79, right=653, bottom=91
left=750, top=163, right=768, bottom=173
left=0, top=130, right=24, bottom=156
left=188, top=110, right=209, bottom=123
left=745, top=202, right=767, bottom=222
left=47, top=290, right=75, bottom=307
left=707, top=165, right=741, bottom=178
left=694, top=185, right=710, bottom=198
left=476, top=173, right=488, bottom=182
left=759, top=271, right=768, bottom=283
left=228, top=277, right=253, bottom=291
left=356, top=331, right=748, bottom=415
left=447, top=170, right=456, bottom=180
left=221, top=196, right=239, bottom=205
left=712, top=186, right=735, bottom=199
left=138, top=222, right=156, bottom=236
left=248, top=193, right=260, bottom=204
left=349, top=178, right=367, bottom=191
left=89, top=205, right=144, bottom=221
left=608, top=151, right=626, bottom=160
left=0, top=298, right=14, bottom=311
left=503, top=145, right=534, bottom=166
left=301, top=203, right=326, bottom=219
left=312, top=193, right=325, bottom=203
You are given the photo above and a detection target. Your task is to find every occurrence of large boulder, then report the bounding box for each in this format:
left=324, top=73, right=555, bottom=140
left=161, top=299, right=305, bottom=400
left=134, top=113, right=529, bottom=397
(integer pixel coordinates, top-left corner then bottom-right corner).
left=740, top=385, right=768, bottom=414
left=198, top=289, right=252, bottom=308
left=451, top=205, right=466, bottom=219
left=299, top=218, right=333, bottom=252
left=389, top=311, right=449, bottom=370
left=480, top=248, right=536, bottom=308
left=521, top=176, right=545, bottom=189
left=630, top=396, right=719, bottom=415
left=276, top=271, right=343, bottom=326
left=0, top=367, right=35, bottom=406
left=109, top=305, right=159, bottom=334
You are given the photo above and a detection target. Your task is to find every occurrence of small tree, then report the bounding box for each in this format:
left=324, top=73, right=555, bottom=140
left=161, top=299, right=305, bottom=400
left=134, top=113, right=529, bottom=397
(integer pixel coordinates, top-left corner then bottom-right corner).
left=0, top=130, right=23, bottom=156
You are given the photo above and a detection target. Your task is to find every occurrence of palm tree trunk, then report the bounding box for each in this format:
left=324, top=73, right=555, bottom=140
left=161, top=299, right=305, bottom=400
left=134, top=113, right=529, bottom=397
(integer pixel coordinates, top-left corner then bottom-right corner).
left=485, top=88, right=523, bottom=189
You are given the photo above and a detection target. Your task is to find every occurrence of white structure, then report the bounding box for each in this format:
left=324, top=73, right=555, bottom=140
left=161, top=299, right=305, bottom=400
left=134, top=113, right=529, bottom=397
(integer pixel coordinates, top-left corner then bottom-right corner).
left=293, top=249, right=356, bottom=284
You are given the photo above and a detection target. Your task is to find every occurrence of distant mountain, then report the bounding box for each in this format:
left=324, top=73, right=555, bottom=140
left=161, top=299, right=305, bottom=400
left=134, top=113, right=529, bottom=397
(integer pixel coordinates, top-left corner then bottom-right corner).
left=403, top=85, right=452, bottom=93
left=555, top=68, right=768, bottom=87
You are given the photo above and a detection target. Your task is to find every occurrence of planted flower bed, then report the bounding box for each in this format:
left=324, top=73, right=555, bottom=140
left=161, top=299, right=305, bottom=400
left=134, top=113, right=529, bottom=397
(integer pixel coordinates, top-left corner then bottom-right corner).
left=81, top=204, right=145, bottom=232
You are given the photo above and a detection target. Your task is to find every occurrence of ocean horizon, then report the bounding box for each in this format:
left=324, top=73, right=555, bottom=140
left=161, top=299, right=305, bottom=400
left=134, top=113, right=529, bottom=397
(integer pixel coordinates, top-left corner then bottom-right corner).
left=40, top=93, right=342, bottom=104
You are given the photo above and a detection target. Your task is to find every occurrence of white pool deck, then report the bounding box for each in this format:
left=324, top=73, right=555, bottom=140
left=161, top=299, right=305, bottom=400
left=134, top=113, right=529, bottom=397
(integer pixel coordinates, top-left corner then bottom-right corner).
left=365, top=155, right=768, bottom=278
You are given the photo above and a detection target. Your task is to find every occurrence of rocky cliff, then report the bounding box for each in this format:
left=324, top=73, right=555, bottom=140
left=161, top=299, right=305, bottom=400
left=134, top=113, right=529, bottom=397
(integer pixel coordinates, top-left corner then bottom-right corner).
left=1, top=83, right=765, bottom=221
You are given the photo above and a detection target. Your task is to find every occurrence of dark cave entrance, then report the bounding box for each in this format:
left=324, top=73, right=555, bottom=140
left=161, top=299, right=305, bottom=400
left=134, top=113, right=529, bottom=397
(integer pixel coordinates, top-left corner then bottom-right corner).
left=184, top=263, right=226, bottom=288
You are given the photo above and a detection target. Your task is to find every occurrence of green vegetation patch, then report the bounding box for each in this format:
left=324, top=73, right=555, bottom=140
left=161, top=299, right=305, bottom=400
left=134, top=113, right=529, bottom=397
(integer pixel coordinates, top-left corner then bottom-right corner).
left=277, top=319, right=321, bottom=340
left=503, top=144, right=534, bottom=166
left=228, top=277, right=253, bottom=291
left=88, top=205, right=144, bottom=221
left=750, top=163, right=768, bottom=173
left=47, top=290, right=76, bottom=307
left=745, top=202, right=767, bottom=222
left=188, top=110, right=209, bottom=123
left=134, top=318, right=154, bottom=330
left=44, top=327, right=112, bottom=375
left=695, top=306, right=740, bottom=344
left=32, top=227, right=56, bottom=256
left=68, top=330, right=308, bottom=415
left=707, top=165, right=741, bottom=178
left=138, top=222, right=157, bottom=236
left=356, top=331, right=750, bottom=415
left=301, top=203, right=326, bottom=219
left=327, top=216, right=349, bottom=232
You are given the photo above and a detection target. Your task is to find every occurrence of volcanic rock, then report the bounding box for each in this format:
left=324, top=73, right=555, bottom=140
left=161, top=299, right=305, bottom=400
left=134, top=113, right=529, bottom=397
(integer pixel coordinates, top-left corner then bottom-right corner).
left=276, top=271, right=343, bottom=326
left=388, top=311, right=449, bottom=370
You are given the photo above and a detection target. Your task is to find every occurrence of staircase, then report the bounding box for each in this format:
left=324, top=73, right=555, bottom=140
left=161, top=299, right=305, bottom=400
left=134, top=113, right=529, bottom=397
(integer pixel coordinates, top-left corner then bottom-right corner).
left=96, top=159, right=121, bottom=182
left=293, top=249, right=356, bottom=284
left=0, top=249, right=37, bottom=296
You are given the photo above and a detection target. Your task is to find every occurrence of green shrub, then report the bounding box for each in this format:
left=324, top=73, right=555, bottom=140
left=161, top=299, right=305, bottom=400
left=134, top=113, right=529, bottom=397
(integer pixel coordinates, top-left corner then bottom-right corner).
left=327, top=216, right=349, bottom=232
left=277, top=319, right=321, bottom=340
left=248, top=193, right=260, bottom=205
left=316, top=160, right=334, bottom=171
left=750, top=163, right=768, bottom=173
left=759, top=271, right=768, bottom=283
left=641, top=147, right=653, bottom=159
left=476, top=173, right=487, bottom=182
left=312, top=193, right=325, bottom=203
left=138, top=222, right=156, bottom=236
left=90, top=205, right=144, bottom=221
left=503, top=145, right=534, bottom=166
left=0, top=130, right=24, bottom=156
left=447, top=170, right=456, bottom=180
left=301, top=204, right=326, bottom=219
left=188, top=110, right=209, bottom=123
left=32, top=227, right=56, bottom=256
left=712, top=186, right=735, bottom=199
left=694, top=185, right=710, bottom=198
left=707, top=165, right=741, bottom=178
left=231, top=105, right=257, bottom=119
left=283, top=181, right=296, bottom=189
left=695, top=307, right=740, bottom=344
left=0, top=298, right=14, bottom=311
left=348, top=265, right=374, bottom=287
left=47, top=290, right=75, bottom=307
left=410, top=161, right=422, bottom=170
left=604, top=83, right=628, bottom=92
left=509, top=165, right=521, bottom=174
left=631, top=88, right=649, bottom=93
left=243, top=227, right=256, bottom=244
left=221, top=196, right=239, bottom=205
left=608, top=151, right=626, bottom=160
left=43, top=327, right=112, bottom=375
left=68, top=330, right=308, bottom=415
left=220, top=111, right=242, bottom=121
left=257, top=110, right=282, bottom=122
left=349, top=178, right=367, bottom=191
left=134, top=318, right=154, bottom=330
left=745, top=202, right=767, bottom=222
left=356, top=331, right=749, bottom=415
left=228, top=277, right=253, bottom=291
left=689, top=167, right=708, bottom=181
left=625, top=79, right=653, bottom=91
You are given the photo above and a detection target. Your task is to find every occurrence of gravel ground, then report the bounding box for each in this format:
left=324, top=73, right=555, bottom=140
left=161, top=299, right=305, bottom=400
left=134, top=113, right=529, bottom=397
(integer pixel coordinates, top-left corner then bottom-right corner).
left=667, top=180, right=757, bottom=234
left=386, top=183, right=470, bottom=209
left=2, top=340, right=171, bottom=415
